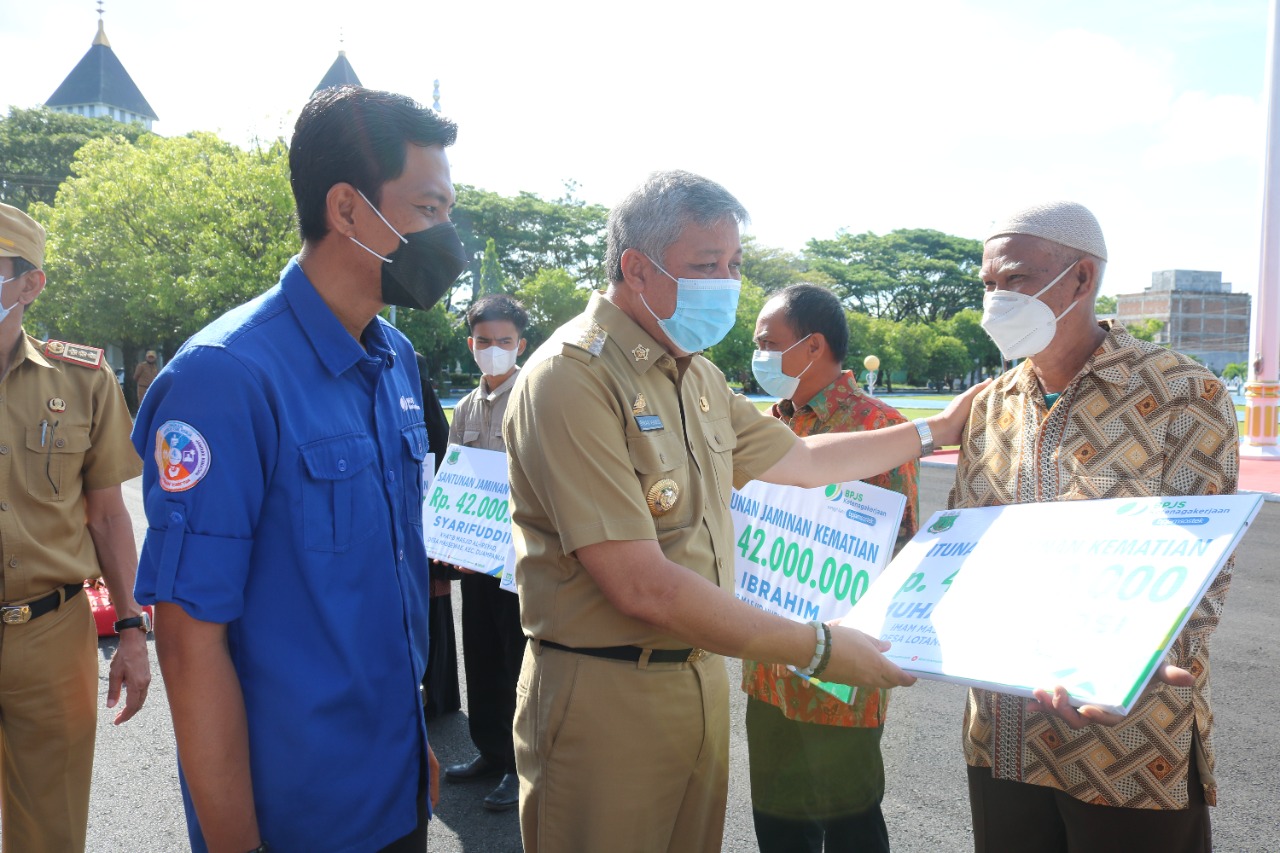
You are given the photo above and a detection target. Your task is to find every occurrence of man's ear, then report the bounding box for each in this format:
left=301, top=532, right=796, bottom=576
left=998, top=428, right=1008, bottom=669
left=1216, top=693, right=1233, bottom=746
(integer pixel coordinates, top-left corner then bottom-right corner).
left=517, top=338, right=528, bottom=357
left=619, top=248, right=655, bottom=293
left=326, top=183, right=362, bottom=239
left=1073, top=258, right=1100, bottom=302
left=17, top=270, right=46, bottom=305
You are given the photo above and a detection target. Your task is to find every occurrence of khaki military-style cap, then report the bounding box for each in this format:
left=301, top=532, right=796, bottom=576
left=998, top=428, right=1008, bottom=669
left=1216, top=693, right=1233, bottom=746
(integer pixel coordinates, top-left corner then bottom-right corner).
left=0, top=203, right=46, bottom=268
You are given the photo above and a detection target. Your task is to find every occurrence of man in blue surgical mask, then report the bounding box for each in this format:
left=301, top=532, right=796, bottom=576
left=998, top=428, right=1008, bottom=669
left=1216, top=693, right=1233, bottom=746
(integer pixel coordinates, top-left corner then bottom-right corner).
left=745, top=284, right=919, bottom=853
left=503, top=171, right=984, bottom=853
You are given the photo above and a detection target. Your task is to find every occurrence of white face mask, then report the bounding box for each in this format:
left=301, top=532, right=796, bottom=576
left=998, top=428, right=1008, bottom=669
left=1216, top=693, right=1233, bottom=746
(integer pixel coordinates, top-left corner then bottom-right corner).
left=473, top=343, right=518, bottom=377
left=751, top=334, right=813, bottom=400
left=980, top=260, right=1080, bottom=360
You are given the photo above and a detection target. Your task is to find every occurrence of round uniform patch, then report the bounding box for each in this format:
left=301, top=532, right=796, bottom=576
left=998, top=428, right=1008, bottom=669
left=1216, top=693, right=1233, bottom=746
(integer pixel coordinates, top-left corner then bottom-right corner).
left=156, top=420, right=212, bottom=492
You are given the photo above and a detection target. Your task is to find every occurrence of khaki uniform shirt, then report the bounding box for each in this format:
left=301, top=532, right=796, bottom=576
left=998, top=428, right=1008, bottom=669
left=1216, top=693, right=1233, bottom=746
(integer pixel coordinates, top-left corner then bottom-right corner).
left=949, top=322, right=1239, bottom=809
left=504, top=293, right=795, bottom=649
left=0, top=333, right=142, bottom=601
left=449, top=368, right=518, bottom=453
left=133, top=360, right=158, bottom=392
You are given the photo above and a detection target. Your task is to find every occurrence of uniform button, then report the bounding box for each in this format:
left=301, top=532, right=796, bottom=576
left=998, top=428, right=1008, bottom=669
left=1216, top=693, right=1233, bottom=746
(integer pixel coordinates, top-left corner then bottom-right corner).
left=387, top=469, right=396, bottom=482
left=660, top=453, right=667, bottom=464
left=0, top=445, right=8, bottom=454
left=8, top=558, right=17, bottom=568
left=398, top=549, right=405, bottom=561
left=337, top=459, right=347, bottom=472
left=169, top=511, right=184, bottom=525
left=54, top=438, right=65, bottom=448
left=0, top=501, right=8, bottom=511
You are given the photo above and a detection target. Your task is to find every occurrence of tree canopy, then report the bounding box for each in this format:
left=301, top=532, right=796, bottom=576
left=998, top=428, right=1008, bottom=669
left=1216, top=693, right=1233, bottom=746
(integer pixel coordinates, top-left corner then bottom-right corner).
left=805, top=228, right=984, bottom=323
left=0, top=106, right=150, bottom=212
left=30, top=132, right=297, bottom=370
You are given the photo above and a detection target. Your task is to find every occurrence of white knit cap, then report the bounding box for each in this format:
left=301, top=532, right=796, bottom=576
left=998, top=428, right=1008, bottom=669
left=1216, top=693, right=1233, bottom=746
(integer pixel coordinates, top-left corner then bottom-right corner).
left=985, top=200, right=1107, bottom=262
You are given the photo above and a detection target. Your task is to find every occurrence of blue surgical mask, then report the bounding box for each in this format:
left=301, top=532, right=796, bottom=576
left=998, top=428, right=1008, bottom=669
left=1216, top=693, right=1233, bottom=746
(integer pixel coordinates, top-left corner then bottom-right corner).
left=0, top=276, right=19, bottom=325
left=640, top=256, right=741, bottom=354
left=751, top=334, right=813, bottom=400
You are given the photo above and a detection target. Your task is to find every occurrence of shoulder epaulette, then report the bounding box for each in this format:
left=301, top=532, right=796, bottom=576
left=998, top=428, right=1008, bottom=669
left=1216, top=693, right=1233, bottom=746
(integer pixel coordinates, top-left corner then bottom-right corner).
left=44, top=340, right=105, bottom=369
left=560, top=319, right=608, bottom=361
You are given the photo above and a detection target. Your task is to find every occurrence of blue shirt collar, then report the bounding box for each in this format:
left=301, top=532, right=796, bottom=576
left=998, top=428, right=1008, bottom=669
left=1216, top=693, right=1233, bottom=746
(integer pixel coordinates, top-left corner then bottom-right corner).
left=281, top=257, right=389, bottom=377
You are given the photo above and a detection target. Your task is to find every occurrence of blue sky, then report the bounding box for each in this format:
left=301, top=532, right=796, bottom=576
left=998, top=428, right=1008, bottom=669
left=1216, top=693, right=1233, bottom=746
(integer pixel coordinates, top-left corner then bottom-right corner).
left=1, top=0, right=1271, bottom=301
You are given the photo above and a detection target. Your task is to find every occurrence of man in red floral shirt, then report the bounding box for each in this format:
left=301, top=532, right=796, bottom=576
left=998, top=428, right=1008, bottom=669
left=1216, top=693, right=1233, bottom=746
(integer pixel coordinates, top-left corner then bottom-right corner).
left=743, top=283, right=920, bottom=853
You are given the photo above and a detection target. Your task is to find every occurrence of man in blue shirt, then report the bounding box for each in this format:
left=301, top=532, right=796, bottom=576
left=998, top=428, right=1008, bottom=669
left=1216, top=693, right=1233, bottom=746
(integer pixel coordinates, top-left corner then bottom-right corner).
left=133, top=86, right=468, bottom=853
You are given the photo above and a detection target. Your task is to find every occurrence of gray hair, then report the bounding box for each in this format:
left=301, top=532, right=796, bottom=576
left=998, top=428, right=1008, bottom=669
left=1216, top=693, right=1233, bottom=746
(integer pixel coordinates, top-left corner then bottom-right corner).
left=605, top=170, right=749, bottom=282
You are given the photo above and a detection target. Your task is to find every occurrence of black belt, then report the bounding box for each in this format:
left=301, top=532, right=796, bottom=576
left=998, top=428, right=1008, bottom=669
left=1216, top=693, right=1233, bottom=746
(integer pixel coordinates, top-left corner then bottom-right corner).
left=0, top=583, right=83, bottom=625
left=538, top=639, right=707, bottom=664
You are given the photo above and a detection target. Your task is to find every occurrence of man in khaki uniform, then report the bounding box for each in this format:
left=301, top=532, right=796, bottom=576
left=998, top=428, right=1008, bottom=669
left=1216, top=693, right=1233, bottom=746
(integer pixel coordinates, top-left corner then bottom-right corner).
left=133, top=349, right=158, bottom=401
left=503, top=171, right=983, bottom=852
left=0, top=203, right=150, bottom=852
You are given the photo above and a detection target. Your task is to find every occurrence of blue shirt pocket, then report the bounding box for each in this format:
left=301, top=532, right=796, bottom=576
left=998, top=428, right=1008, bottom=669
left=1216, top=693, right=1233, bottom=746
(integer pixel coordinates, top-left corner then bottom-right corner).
left=299, top=433, right=381, bottom=552
left=401, top=423, right=429, bottom=529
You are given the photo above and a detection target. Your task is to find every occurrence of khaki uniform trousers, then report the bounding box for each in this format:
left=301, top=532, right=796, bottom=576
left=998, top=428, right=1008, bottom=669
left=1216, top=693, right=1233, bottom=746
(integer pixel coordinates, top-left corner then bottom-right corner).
left=0, top=589, right=97, bottom=853
left=515, top=642, right=729, bottom=853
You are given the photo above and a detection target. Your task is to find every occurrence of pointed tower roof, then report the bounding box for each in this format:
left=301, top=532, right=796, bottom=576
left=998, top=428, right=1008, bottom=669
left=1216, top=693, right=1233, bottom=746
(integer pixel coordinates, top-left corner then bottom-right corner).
left=314, top=51, right=363, bottom=95
left=45, top=17, right=158, bottom=120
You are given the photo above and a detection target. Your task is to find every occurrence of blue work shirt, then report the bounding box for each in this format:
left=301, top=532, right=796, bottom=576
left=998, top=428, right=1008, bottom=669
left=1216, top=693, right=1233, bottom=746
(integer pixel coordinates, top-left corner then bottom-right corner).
left=133, top=258, right=433, bottom=853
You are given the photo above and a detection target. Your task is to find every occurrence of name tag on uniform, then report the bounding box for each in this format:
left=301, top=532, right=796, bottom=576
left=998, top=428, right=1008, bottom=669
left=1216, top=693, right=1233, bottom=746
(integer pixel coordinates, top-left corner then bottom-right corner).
left=635, top=415, right=664, bottom=432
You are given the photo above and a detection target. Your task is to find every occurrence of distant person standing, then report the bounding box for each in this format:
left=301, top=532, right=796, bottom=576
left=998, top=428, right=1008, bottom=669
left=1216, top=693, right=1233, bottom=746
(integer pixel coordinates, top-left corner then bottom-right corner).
left=442, top=293, right=529, bottom=812
left=0, top=202, right=150, bottom=853
left=744, top=284, right=919, bottom=853
left=133, top=349, right=158, bottom=402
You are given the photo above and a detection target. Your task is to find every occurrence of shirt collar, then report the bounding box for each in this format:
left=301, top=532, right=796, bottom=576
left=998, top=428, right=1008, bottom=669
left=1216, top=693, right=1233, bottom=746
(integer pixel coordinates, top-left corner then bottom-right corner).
left=1020, top=320, right=1135, bottom=396
left=482, top=366, right=519, bottom=401
left=281, top=258, right=383, bottom=377
left=588, top=292, right=672, bottom=375
left=17, top=333, right=52, bottom=370
left=791, top=370, right=863, bottom=421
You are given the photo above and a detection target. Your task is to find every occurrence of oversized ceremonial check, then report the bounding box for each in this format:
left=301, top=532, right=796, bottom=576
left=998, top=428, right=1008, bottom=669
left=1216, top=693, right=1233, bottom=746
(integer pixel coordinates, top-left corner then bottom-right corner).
left=423, top=444, right=516, bottom=579
left=730, top=479, right=906, bottom=625
left=840, top=495, right=1262, bottom=715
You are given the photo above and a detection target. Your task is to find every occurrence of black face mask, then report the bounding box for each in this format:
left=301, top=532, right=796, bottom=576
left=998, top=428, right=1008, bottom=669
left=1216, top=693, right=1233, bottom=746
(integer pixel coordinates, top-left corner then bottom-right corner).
left=352, top=190, right=469, bottom=311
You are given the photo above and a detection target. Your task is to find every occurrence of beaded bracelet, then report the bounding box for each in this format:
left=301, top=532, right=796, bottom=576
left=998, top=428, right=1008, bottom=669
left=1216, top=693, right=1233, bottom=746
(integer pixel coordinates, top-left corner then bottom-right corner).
left=795, top=620, right=826, bottom=677
left=809, top=623, right=834, bottom=680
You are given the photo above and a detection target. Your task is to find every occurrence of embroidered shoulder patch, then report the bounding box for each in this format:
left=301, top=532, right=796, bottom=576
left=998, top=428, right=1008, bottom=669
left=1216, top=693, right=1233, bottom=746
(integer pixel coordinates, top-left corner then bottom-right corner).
left=44, top=340, right=104, bottom=369
left=156, top=420, right=212, bottom=492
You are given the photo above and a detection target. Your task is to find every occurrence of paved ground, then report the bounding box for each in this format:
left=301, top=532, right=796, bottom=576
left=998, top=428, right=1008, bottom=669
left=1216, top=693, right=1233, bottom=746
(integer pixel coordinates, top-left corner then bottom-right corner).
left=83, top=468, right=1280, bottom=851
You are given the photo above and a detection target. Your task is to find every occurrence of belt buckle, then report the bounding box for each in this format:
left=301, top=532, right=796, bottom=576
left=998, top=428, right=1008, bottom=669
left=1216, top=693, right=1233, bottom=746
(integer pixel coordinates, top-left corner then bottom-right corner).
left=686, top=648, right=707, bottom=663
left=1, top=605, right=31, bottom=625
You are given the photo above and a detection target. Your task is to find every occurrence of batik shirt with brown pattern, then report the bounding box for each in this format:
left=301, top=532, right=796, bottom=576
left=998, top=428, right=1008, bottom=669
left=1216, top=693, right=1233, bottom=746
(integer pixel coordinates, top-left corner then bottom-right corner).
left=948, top=322, right=1239, bottom=809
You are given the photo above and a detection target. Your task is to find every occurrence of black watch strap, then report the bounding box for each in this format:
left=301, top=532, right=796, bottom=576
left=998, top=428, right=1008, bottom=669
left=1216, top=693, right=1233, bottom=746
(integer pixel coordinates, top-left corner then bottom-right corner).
left=113, top=611, right=153, bottom=634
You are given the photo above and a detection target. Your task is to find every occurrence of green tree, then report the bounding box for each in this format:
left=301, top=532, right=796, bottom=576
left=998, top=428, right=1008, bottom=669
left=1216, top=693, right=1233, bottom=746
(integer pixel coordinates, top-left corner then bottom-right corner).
left=1095, top=294, right=1118, bottom=315
left=0, top=106, right=150, bottom=211
left=1125, top=318, right=1165, bottom=343
left=452, top=186, right=609, bottom=297
left=476, top=237, right=509, bottom=296
left=30, top=132, right=297, bottom=407
left=741, top=236, right=808, bottom=293
left=514, top=267, right=592, bottom=351
left=705, top=278, right=768, bottom=392
left=927, top=334, right=973, bottom=388
left=887, top=321, right=938, bottom=386
left=1223, top=362, right=1247, bottom=382
left=943, top=308, right=1001, bottom=381
left=393, top=302, right=470, bottom=387
left=805, top=228, right=984, bottom=323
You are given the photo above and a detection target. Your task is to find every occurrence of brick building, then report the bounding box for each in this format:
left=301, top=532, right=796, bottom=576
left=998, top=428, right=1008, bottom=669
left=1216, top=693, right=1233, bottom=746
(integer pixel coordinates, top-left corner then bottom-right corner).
left=1114, top=270, right=1250, bottom=374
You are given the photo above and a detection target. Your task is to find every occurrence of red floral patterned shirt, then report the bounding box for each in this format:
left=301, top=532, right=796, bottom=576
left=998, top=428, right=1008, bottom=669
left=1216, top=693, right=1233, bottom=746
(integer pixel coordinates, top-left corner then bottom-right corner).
left=741, top=370, right=920, bottom=727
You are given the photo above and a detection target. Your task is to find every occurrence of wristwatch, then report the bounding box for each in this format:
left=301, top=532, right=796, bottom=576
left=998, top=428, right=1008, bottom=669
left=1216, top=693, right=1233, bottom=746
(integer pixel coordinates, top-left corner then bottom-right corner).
left=911, top=418, right=935, bottom=458
left=113, top=610, right=154, bottom=634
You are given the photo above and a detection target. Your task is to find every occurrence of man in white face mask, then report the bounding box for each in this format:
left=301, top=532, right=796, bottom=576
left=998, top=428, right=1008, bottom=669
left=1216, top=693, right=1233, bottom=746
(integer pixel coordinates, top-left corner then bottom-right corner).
left=442, top=293, right=528, bottom=812
left=953, top=201, right=1240, bottom=853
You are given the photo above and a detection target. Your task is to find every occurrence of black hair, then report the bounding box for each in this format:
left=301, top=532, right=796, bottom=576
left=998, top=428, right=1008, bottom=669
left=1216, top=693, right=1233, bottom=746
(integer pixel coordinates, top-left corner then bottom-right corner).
left=290, top=86, right=458, bottom=242
left=774, top=284, right=849, bottom=363
left=10, top=257, right=36, bottom=277
left=466, top=294, right=529, bottom=334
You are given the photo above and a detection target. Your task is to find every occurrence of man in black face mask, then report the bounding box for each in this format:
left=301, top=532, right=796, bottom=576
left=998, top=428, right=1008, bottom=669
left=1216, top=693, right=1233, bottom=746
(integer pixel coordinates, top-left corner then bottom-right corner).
left=130, top=87, right=465, bottom=853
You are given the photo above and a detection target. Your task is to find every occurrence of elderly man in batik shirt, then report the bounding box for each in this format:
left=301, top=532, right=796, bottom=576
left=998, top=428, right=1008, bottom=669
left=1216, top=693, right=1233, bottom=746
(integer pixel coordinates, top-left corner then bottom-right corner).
left=742, top=284, right=920, bottom=853
left=953, top=201, right=1238, bottom=853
